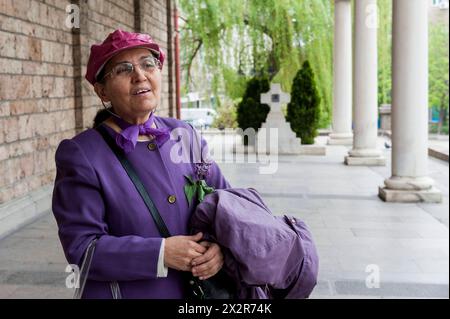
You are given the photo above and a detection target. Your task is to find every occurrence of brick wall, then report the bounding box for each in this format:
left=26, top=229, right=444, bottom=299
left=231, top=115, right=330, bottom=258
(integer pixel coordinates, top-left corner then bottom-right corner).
left=0, top=0, right=175, bottom=204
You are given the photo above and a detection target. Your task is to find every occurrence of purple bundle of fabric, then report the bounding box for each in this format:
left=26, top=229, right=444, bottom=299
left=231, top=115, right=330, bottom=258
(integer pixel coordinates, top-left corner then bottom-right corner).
left=190, top=188, right=319, bottom=299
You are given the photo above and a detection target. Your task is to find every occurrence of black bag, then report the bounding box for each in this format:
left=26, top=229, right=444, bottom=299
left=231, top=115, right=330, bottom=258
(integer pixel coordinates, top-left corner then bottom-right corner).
left=96, top=125, right=236, bottom=299
left=187, top=269, right=236, bottom=300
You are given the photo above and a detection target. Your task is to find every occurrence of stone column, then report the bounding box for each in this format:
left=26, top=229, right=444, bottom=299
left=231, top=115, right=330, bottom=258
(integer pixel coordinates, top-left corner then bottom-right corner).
left=379, top=0, right=442, bottom=203
left=345, top=0, right=385, bottom=166
left=328, top=0, right=353, bottom=145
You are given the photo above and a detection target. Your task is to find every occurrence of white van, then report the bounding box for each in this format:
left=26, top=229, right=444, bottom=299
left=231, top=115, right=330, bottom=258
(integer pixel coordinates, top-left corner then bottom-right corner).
left=180, top=108, right=217, bottom=129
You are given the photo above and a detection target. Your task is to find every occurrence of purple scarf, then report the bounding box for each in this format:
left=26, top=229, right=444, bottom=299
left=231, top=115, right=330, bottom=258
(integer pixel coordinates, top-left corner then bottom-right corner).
left=113, top=112, right=170, bottom=154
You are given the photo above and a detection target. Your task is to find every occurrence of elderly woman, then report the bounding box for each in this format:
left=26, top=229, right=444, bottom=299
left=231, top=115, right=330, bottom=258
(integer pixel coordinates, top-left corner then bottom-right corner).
left=52, top=29, right=230, bottom=299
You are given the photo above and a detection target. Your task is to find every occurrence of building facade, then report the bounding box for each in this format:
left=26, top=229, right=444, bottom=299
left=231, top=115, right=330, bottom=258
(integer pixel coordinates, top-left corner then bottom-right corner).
left=0, top=0, right=176, bottom=237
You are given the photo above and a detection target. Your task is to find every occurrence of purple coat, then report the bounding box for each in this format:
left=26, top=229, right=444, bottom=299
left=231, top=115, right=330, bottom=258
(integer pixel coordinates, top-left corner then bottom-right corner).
left=190, top=188, right=319, bottom=299
left=52, top=116, right=230, bottom=299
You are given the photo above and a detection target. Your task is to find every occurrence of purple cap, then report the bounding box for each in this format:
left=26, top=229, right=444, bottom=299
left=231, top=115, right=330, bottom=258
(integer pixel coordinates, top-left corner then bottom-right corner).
left=85, top=29, right=165, bottom=85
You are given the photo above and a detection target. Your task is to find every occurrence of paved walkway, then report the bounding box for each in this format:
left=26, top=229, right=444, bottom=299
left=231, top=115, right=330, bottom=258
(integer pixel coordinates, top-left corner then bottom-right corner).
left=0, top=136, right=448, bottom=298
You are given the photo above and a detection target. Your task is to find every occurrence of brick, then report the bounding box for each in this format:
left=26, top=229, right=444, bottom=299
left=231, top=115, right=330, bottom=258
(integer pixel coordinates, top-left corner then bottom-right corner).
left=19, top=153, right=34, bottom=178
left=28, top=37, right=42, bottom=61
left=0, top=30, right=16, bottom=57
left=62, top=44, right=72, bottom=64
left=22, top=61, right=48, bottom=75
left=32, top=113, right=54, bottom=136
left=14, top=34, right=30, bottom=59
left=35, top=136, right=50, bottom=151
left=47, top=0, right=71, bottom=11
left=26, top=174, right=41, bottom=190
left=0, top=128, right=4, bottom=145
left=10, top=99, right=37, bottom=115
left=3, top=159, right=16, bottom=185
left=16, top=76, right=33, bottom=99
left=42, top=171, right=54, bottom=185
left=41, top=76, right=55, bottom=98
left=0, top=0, right=14, bottom=16
left=46, top=148, right=55, bottom=171
left=18, top=114, right=33, bottom=140
left=1, top=17, right=32, bottom=36
left=26, top=0, right=41, bottom=24
left=49, top=6, right=66, bottom=28
left=0, top=57, right=22, bottom=74
left=0, top=75, right=14, bottom=100
left=0, top=101, right=10, bottom=117
left=33, top=150, right=47, bottom=174
left=0, top=144, right=7, bottom=161
left=57, top=31, right=73, bottom=45
left=4, top=116, right=19, bottom=143
left=38, top=2, right=50, bottom=26
left=8, top=139, right=33, bottom=158
left=58, top=110, right=76, bottom=131
left=40, top=40, right=54, bottom=63
left=31, top=76, right=42, bottom=98
left=13, top=179, right=28, bottom=199
left=0, top=185, right=13, bottom=204
left=36, top=98, right=50, bottom=112
left=51, top=78, right=65, bottom=97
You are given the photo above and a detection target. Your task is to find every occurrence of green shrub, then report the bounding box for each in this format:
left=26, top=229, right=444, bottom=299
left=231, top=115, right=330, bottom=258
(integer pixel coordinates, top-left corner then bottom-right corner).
left=286, top=60, right=321, bottom=145
left=236, top=77, right=270, bottom=144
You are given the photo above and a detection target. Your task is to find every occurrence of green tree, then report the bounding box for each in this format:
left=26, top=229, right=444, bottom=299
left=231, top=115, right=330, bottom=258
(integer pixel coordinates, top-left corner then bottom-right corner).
left=286, top=61, right=321, bottom=145
left=377, top=0, right=392, bottom=106
left=429, top=24, right=449, bottom=135
left=179, top=0, right=333, bottom=127
left=236, top=77, right=270, bottom=144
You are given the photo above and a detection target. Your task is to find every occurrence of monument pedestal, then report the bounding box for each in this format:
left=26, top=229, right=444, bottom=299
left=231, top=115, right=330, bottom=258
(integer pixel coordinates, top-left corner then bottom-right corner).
left=256, top=83, right=302, bottom=155
left=300, top=144, right=326, bottom=155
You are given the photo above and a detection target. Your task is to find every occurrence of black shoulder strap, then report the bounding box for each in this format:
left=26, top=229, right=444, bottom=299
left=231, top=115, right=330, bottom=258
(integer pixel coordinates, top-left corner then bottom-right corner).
left=95, top=124, right=171, bottom=238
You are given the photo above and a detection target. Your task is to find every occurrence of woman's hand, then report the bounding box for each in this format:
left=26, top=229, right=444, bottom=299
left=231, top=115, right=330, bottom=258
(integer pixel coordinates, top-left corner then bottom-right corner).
left=164, top=232, right=207, bottom=271
left=190, top=241, right=224, bottom=280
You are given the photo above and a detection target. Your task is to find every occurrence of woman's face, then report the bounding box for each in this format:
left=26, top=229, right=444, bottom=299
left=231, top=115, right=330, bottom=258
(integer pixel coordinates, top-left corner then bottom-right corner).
left=94, top=48, right=162, bottom=122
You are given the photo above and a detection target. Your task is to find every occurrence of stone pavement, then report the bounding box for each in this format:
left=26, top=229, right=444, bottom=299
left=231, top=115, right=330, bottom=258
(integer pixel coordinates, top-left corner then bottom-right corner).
left=0, top=136, right=448, bottom=298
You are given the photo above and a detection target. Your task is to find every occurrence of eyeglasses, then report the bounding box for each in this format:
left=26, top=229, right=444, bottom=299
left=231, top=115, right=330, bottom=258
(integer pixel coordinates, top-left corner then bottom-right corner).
left=102, top=56, right=161, bottom=80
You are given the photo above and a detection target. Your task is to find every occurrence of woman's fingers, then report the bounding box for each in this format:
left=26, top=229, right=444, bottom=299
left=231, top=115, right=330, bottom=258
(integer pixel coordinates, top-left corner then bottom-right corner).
left=199, top=241, right=212, bottom=248
left=192, top=255, right=224, bottom=279
left=164, top=234, right=207, bottom=271
left=187, top=232, right=203, bottom=242
left=189, top=241, right=208, bottom=255
left=191, top=242, right=219, bottom=266
left=191, top=243, right=224, bottom=279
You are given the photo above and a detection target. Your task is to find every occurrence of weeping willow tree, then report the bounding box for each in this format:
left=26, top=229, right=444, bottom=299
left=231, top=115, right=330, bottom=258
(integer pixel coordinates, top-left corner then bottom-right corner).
left=429, top=24, right=449, bottom=135
left=179, top=0, right=333, bottom=127
left=377, top=0, right=392, bottom=106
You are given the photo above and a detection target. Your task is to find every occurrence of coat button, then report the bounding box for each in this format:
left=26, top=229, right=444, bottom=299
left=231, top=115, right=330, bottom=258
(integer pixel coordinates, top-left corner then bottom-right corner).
left=167, top=195, right=176, bottom=204
left=147, top=142, right=157, bottom=151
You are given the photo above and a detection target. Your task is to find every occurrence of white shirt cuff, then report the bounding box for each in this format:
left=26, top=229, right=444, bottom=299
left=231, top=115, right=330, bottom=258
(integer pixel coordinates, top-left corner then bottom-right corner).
left=157, top=238, right=168, bottom=278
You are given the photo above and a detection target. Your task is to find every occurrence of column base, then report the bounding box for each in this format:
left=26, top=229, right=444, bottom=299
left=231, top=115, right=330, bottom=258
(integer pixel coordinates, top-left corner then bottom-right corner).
left=345, top=155, right=386, bottom=166
left=327, top=133, right=353, bottom=145
left=378, top=186, right=442, bottom=203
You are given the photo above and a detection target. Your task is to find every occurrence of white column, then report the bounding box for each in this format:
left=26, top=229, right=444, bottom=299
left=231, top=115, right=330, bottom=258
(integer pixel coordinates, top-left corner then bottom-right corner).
left=379, top=0, right=441, bottom=203
left=328, top=0, right=353, bottom=145
left=345, top=0, right=386, bottom=166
